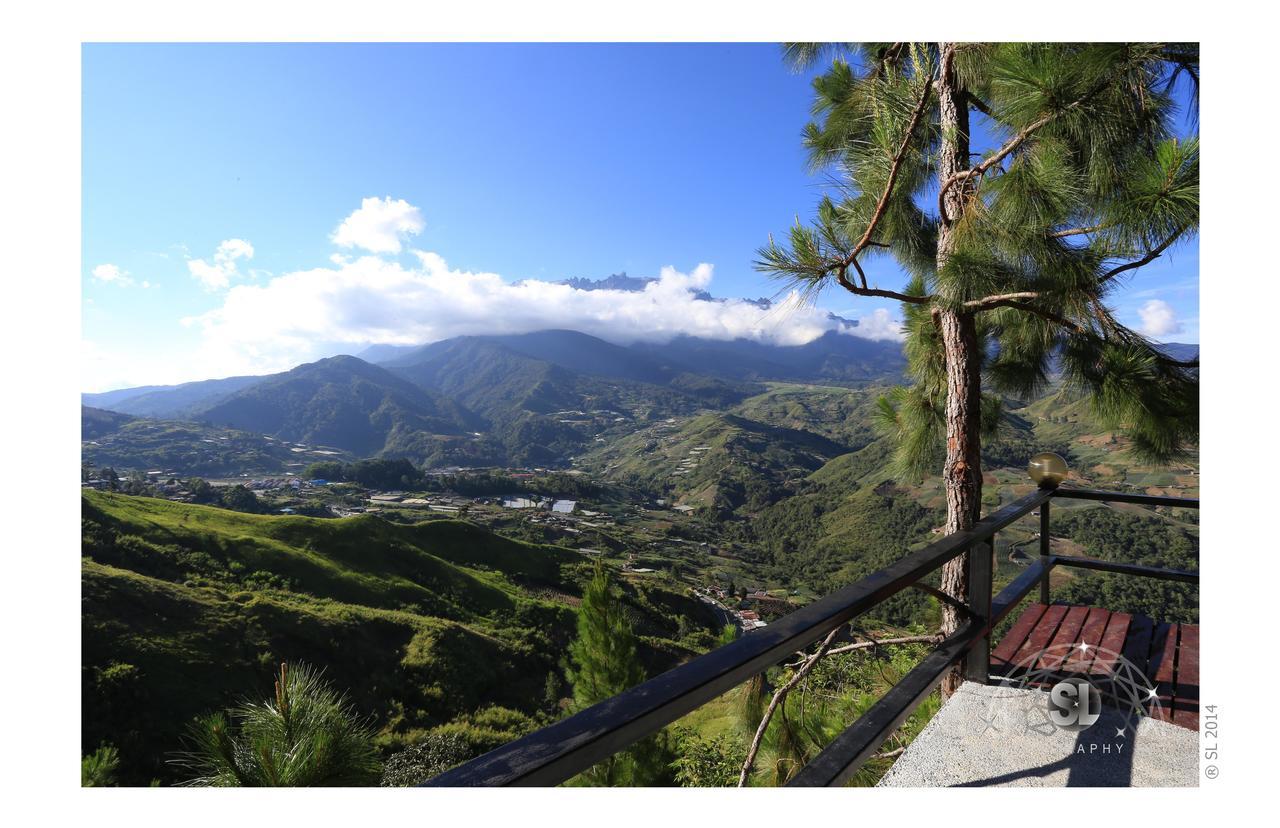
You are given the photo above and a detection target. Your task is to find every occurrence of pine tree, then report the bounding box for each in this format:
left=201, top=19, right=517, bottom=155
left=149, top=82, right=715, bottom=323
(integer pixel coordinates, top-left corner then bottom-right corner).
left=566, top=562, right=673, bottom=785
left=759, top=43, right=1198, bottom=694
left=173, top=662, right=381, bottom=786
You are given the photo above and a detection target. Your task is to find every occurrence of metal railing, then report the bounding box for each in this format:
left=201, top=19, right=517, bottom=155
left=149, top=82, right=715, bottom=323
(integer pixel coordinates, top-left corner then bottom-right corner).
left=426, top=485, right=1199, bottom=787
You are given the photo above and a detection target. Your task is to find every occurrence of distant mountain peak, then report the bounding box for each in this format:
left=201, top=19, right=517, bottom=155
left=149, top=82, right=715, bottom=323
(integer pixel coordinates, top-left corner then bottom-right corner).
left=558, top=272, right=714, bottom=301
left=558, top=272, right=650, bottom=292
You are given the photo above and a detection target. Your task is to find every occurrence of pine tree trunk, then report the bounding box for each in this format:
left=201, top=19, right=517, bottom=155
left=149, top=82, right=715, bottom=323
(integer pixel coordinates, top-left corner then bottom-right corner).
left=935, top=42, right=983, bottom=697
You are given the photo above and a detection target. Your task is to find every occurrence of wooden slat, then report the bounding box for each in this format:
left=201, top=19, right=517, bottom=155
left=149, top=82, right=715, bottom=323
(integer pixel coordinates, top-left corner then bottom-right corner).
left=1012, top=604, right=1069, bottom=675
left=990, top=602, right=1048, bottom=673
left=1151, top=623, right=1179, bottom=683
left=1038, top=605, right=1090, bottom=672
left=1171, top=624, right=1200, bottom=730
left=1148, top=622, right=1178, bottom=722
left=1091, top=611, right=1132, bottom=677
left=1063, top=607, right=1110, bottom=673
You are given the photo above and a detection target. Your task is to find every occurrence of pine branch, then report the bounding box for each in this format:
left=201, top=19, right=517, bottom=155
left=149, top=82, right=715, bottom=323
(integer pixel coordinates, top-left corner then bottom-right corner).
left=967, top=93, right=994, bottom=118
left=983, top=299, right=1085, bottom=334
left=835, top=268, right=932, bottom=304
left=1098, top=225, right=1188, bottom=284
left=874, top=42, right=906, bottom=75
left=824, top=75, right=935, bottom=292
left=850, top=76, right=935, bottom=268
left=1050, top=223, right=1113, bottom=238
left=938, top=72, right=1119, bottom=222
left=962, top=291, right=1041, bottom=312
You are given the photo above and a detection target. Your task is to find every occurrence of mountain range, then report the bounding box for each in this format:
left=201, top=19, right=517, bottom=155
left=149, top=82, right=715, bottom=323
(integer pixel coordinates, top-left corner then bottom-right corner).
left=81, top=329, right=1198, bottom=472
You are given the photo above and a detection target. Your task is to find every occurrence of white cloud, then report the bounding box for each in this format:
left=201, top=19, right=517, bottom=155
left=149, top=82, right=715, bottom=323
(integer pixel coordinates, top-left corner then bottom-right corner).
left=90, top=263, right=134, bottom=286
left=153, top=198, right=906, bottom=380
left=1137, top=299, right=1184, bottom=338
left=188, top=239, right=255, bottom=291
left=331, top=197, right=425, bottom=254
left=182, top=250, right=903, bottom=377
left=849, top=308, right=903, bottom=342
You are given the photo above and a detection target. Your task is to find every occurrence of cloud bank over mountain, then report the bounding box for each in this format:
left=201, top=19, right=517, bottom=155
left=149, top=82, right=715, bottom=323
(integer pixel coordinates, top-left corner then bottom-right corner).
left=179, top=199, right=904, bottom=377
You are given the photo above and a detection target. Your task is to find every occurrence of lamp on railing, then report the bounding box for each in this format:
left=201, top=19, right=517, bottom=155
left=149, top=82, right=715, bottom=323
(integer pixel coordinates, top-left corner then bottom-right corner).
left=1028, top=452, right=1068, bottom=489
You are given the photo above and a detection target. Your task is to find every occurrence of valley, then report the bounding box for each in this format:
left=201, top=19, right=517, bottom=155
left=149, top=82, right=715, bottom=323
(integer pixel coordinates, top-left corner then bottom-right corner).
left=81, top=328, right=1199, bottom=785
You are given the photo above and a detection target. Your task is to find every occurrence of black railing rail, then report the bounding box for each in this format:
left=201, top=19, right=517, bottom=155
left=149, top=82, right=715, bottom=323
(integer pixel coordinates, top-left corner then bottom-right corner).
left=426, top=485, right=1199, bottom=787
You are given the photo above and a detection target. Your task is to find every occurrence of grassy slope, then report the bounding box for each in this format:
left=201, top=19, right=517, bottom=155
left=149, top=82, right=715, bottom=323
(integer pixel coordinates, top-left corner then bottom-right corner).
left=81, top=491, right=720, bottom=784
left=730, top=382, right=885, bottom=449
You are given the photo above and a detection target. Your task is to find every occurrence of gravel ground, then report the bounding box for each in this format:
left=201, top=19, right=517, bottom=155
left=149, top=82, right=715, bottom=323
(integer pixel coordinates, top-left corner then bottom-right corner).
left=877, top=681, right=1199, bottom=787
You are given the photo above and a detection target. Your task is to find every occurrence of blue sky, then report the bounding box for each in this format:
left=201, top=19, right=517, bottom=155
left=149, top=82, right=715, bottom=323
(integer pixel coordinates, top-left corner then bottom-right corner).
left=82, top=43, right=1199, bottom=391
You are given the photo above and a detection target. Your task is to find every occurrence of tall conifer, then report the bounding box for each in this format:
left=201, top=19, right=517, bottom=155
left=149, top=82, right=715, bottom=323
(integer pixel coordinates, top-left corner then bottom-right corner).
left=759, top=43, right=1198, bottom=692
left=567, top=562, right=673, bottom=785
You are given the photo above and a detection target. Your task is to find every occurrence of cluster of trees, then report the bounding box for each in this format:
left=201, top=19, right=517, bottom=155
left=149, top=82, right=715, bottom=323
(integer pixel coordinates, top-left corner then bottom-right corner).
left=1055, top=506, right=1198, bottom=622
left=82, top=466, right=144, bottom=494
left=301, top=458, right=423, bottom=490
left=300, top=460, right=609, bottom=502
left=185, top=479, right=265, bottom=513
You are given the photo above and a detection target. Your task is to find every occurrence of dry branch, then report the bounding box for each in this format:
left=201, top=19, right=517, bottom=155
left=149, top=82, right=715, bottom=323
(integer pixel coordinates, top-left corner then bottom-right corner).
left=737, top=626, right=840, bottom=787
left=783, top=633, right=941, bottom=669
left=738, top=629, right=940, bottom=786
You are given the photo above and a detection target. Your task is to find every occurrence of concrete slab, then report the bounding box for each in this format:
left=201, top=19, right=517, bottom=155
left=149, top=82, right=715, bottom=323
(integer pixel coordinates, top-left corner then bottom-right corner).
left=878, top=681, right=1199, bottom=787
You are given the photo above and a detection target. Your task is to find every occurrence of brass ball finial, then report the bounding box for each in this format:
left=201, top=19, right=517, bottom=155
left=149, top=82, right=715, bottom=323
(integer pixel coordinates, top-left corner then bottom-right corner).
left=1028, top=452, right=1068, bottom=488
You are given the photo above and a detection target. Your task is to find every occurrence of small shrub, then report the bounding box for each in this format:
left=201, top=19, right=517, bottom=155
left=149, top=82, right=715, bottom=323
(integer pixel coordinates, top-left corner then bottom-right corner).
left=82, top=744, right=121, bottom=787
left=380, top=732, right=472, bottom=787
left=672, top=727, right=744, bottom=787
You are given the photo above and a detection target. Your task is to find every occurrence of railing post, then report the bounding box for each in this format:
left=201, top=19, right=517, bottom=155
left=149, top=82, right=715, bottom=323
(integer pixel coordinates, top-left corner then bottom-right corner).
left=1039, top=500, right=1051, bottom=604
left=963, top=535, right=994, bottom=684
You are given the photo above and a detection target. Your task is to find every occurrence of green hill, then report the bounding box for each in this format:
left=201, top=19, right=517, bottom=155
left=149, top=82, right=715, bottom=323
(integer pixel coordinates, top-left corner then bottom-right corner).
left=195, top=355, right=481, bottom=458
left=582, top=411, right=848, bottom=514
left=729, top=382, right=886, bottom=449
left=81, top=491, right=722, bottom=784
left=82, top=405, right=353, bottom=476
left=82, top=405, right=135, bottom=440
